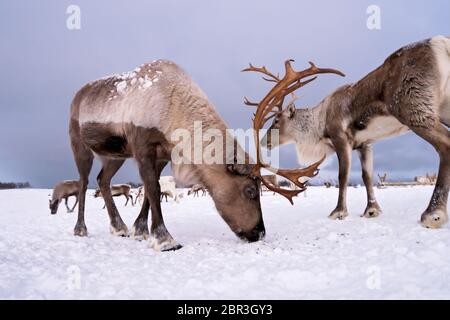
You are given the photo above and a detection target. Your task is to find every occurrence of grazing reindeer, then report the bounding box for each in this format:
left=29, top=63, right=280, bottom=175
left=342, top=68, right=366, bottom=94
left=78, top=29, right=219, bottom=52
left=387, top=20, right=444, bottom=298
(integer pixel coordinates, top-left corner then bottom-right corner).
left=69, top=59, right=265, bottom=251
left=187, top=184, right=207, bottom=197
left=94, top=184, right=134, bottom=208
left=49, top=180, right=79, bottom=214
left=261, top=36, right=450, bottom=228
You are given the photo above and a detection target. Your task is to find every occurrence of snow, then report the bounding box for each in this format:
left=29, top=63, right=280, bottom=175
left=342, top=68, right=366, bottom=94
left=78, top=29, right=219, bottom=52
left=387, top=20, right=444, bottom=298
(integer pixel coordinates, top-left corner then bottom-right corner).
left=115, top=81, right=127, bottom=94
left=0, top=186, right=449, bottom=299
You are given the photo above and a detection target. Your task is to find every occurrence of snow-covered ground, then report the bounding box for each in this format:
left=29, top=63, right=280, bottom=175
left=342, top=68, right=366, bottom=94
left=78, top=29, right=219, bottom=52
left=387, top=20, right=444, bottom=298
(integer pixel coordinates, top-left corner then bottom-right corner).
left=0, top=186, right=449, bottom=299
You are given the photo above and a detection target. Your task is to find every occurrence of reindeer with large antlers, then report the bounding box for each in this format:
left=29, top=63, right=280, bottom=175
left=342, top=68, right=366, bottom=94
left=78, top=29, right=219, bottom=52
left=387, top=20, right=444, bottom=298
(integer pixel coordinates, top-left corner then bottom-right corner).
left=255, top=36, right=450, bottom=228
left=242, top=60, right=344, bottom=203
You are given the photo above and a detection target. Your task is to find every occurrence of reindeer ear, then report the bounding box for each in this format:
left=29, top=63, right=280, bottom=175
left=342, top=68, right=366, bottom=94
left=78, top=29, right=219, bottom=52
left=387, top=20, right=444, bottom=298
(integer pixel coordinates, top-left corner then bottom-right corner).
left=288, top=104, right=296, bottom=119
left=227, top=164, right=253, bottom=176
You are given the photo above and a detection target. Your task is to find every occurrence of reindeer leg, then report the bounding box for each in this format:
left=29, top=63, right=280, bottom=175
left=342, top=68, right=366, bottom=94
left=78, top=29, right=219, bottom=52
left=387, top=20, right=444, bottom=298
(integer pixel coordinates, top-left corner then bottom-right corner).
left=71, top=123, right=94, bottom=237
left=329, top=139, right=352, bottom=220
left=129, top=194, right=134, bottom=207
left=69, top=196, right=78, bottom=213
left=131, top=160, right=168, bottom=241
left=411, top=124, right=449, bottom=228
left=131, top=197, right=150, bottom=240
left=64, top=197, right=71, bottom=213
left=358, top=145, right=382, bottom=218
left=97, top=158, right=128, bottom=236
left=124, top=194, right=129, bottom=206
left=135, top=148, right=180, bottom=251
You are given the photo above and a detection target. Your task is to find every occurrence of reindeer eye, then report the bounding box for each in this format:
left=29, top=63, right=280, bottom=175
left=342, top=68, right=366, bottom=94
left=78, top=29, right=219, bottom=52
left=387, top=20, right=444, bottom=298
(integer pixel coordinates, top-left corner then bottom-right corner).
left=244, top=185, right=258, bottom=199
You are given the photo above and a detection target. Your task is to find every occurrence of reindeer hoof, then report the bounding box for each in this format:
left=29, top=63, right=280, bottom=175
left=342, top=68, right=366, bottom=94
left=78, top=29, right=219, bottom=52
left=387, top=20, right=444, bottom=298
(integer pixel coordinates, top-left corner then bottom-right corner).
left=328, top=209, right=348, bottom=220
left=130, top=226, right=149, bottom=240
left=150, top=236, right=182, bottom=252
left=110, top=224, right=128, bottom=237
left=362, top=206, right=382, bottom=218
left=74, top=225, right=88, bottom=237
left=421, top=209, right=448, bottom=229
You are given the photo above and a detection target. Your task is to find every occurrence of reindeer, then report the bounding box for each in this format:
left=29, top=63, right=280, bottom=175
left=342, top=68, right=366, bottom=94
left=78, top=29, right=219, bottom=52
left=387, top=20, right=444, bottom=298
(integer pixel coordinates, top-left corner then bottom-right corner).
left=377, top=173, right=388, bottom=188
left=49, top=180, right=79, bottom=214
left=94, top=184, right=134, bottom=208
left=257, top=36, right=450, bottom=228
left=133, top=186, right=145, bottom=206
left=69, top=59, right=266, bottom=251
left=134, top=179, right=183, bottom=205
left=187, top=184, right=207, bottom=197
left=160, top=191, right=174, bottom=202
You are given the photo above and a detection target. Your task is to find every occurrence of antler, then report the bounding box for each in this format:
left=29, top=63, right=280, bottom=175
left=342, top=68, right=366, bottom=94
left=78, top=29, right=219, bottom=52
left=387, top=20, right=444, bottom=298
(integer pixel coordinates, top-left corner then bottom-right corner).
left=243, top=59, right=345, bottom=204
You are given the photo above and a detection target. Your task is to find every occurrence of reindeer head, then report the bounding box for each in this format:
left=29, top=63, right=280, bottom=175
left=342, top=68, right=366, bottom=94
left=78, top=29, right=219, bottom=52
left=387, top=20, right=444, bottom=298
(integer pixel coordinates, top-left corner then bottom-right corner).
left=49, top=199, right=59, bottom=214
left=243, top=59, right=344, bottom=204
left=206, top=161, right=264, bottom=242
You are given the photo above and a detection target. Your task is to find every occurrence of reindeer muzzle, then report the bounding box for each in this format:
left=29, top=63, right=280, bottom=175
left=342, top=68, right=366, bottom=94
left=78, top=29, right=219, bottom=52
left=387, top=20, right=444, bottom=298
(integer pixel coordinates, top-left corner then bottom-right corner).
left=237, top=219, right=266, bottom=242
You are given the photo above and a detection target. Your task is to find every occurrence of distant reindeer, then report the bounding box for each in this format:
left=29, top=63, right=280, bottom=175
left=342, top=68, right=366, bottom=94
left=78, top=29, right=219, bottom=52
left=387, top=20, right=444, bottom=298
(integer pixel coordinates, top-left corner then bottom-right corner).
left=324, top=182, right=332, bottom=188
left=160, top=191, right=174, bottom=202
left=428, top=173, right=438, bottom=184
left=134, top=178, right=182, bottom=205
left=187, top=184, right=207, bottom=197
left=261, top=36, right=450, bottom=228
left=133, top=186, right=145, bottom=206
left=377, top=173, right=388, bottom=187
left=69, top=59, right=264, bottom=250
left=49, top=180, right=79, bottom=214
left=94, top=184, right=134, bottom=209
left=415, top=173, right=438, bottom=185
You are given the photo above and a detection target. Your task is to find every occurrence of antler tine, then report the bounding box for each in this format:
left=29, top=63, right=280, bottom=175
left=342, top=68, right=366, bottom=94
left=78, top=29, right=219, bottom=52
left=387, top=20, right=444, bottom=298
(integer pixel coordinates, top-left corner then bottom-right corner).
left=255, top=156, right=325, bottom=204
left=243, top=97, right=259, bottom=107
left=242, top=63, right=281, bottom=82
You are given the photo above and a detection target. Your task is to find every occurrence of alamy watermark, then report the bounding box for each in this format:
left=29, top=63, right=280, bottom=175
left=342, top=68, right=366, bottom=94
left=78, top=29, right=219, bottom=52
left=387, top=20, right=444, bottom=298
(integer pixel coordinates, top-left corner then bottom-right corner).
left=170, top=121, right=280, bottom=167
left=366, top=265, right=381, bottom=290
left=66, top=265, right=81, bottom=290
left=366, top=5, right=381, bottom=30
left=66, top=5, right=81, bottom=30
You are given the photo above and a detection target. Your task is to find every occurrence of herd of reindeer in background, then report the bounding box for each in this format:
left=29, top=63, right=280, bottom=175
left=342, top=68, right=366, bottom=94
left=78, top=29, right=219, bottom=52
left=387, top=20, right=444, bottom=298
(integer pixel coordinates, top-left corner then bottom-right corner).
left=49, top=171, right=437, bottom=214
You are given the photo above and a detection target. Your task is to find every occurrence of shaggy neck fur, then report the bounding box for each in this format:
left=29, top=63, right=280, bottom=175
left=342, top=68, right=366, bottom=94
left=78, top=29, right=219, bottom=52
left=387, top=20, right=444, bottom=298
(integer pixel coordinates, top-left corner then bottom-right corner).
left=290, top=102, right=334, bottom=166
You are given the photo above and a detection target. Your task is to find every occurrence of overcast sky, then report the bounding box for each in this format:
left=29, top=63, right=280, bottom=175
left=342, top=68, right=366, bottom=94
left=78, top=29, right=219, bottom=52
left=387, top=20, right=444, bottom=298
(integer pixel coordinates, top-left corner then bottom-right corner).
left=0, top=0, right=449, bottom=188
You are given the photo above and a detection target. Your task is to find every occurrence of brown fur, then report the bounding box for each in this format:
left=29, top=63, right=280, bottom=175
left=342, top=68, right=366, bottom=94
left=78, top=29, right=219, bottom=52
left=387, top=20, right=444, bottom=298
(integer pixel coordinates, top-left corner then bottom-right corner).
left=49, top=180, right=79, bottom=214
left=94, top=184, right=134, bottom=208
left=187, top=184, right=207, bottom=197
left=264, top=37, right=450, bottom=228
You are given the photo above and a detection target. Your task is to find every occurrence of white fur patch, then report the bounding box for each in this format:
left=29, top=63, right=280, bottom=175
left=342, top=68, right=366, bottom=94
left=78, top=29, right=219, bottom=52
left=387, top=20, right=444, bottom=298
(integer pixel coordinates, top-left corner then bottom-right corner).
left=130, top=226, right=149, bottom=240
left=149, top=236, right=180, bottom=252
left=79, top=62, right=168, bottom=130
left=79, top=89, right=165, bottom=130
left=295, top=139, right=333, bottom=166
left=110, top=225, right=128, bottom=236
left=354, top=116, right=409, bottom=145
left=430, top=36, right=450, bottom=111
